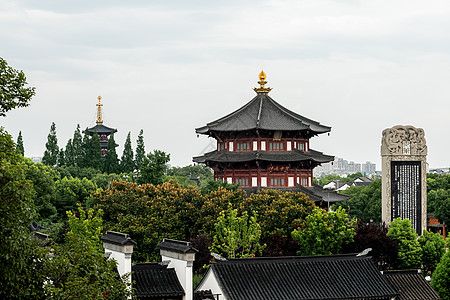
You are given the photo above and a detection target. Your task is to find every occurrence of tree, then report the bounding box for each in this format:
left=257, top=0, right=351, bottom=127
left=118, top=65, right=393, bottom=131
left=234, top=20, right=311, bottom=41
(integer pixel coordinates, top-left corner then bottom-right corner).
left=24, top=159, right=59, bottom=222
left=135, top=129, right=145, bottom=169
left=104, top=133, right=120, bottom=174
left=427, top=189, right=450, bottom=225
left=120, top=132, right=135, bottom=173
left=81, top=128, right=92, bottom=168
left=0, top=57, right=36, bottom=117
left=418, top=230, right=446, bottom=275
left=138, top=150, right=170, bottom=185
left=0, top=128, right=47, bottom=299
left=64, top=138, right=74, bottom=166
left=57, top=147, right=65, bottom=167
left=292, top=207, right=356, bottom=256
left=342, top=222, right=398, bottom=270
left=71, top=124, right=83, bottom=167
left=67, top=204, right=104, bottom=253
left=42, top=122, right=59, bottom=166
left=335, top=179, right=382, bottom=222
left=210, top=204, right=265, bottom=259
left=45, top=205, right=130, bottom=299
left=90, top=131, right=103, bottom=170
left=431, top=251, right=450, bottom=300
left=16, top=131, right=24, bottom=155
left=387, top=218, right=422, bottom=269
left=54, top=176, right=97, bottom=218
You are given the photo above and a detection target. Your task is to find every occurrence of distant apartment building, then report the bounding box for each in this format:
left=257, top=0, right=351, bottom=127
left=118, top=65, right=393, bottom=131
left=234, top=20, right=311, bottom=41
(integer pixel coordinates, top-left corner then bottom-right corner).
left=314, top=157, right=376, bottom=177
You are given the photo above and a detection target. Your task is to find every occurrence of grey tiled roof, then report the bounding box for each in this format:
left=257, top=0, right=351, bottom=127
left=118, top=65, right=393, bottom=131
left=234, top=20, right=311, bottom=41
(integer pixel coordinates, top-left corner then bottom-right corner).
left=132, top=263, right=184, bottom=298
left=88, top=124, right=117, bottom=134
left=101, top=231, right=136, bottom=246
left=196, top=94, right=331, bottom=135
left=206, top=255, right=398, bottom=300
left=383, top=270, right=441, bottom=300
left=157, top=238, right=198, bottom=254
left=193, top=149, right=334, bottom=164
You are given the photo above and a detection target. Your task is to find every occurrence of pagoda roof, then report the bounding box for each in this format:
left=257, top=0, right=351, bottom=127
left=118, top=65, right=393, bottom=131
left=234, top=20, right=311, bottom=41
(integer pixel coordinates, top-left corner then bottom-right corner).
left=193, top=149, right=333, bottom=164
left=196, top=94, right=330, bottom=136
left=88, top=124, right=117, bottom=135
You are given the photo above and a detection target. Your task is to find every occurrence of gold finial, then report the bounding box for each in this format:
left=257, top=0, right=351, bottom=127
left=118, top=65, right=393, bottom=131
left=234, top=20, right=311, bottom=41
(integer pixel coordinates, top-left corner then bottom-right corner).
left=259, top=70, right=266, bottom=81
left=96, top=96, right=103, bottom=125
left=253, top=69, right=272, bottom=95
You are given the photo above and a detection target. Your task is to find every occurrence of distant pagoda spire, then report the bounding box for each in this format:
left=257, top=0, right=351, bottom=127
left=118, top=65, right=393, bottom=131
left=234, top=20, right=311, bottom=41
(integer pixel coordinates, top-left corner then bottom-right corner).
left=96, top=96, right=103, bottom=125
left=253, top=69, right=272, bottom=95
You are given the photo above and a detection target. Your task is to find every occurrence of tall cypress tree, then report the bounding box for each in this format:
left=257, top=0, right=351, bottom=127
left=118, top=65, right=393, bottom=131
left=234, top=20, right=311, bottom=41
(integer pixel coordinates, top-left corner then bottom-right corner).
left=135, top=129, right=145, bottom=169
left=121, top=132, right=135, bottom=173
left=57, top=147, right=65, bottom=166
left=91, top=131, right=103, bottom=170
left=72, top=124, right=83, bottom=167
left=42, top=122, right=59, bottom=166
left=64, top=138, right=74, bottom=166
left=104, top=133, right=119, bottom=174
left=16, top=131, right=24, bottom=156
left=81, top=128, right=91, bottom=168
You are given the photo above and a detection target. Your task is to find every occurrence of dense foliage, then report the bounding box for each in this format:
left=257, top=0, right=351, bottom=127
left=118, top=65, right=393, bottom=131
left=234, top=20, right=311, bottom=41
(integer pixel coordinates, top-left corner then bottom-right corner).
left=334, top=179, right=382, bottom=222
left=210, top=204, right=265, bottom=258
left=292, top=207, right=356, bottom=256
left=0, top=128, right=47, bottom=299
left=432, top=251, right=450, bottom=300
left=387, top=218, right=422, bottom=269
left=42, top=122, right=59, bottom=166
left=94, top=180, right=315, bottom=262
left=418, top=230, right=446, bottom=275
left=342, top=222, right=398, bottom=269
left=0, top=57, right=35, bottom=117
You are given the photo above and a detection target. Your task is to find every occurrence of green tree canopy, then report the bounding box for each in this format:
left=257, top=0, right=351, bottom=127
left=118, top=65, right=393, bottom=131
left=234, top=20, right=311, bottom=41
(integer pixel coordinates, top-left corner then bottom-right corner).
left=387, top=218, right=422, bottom=269
left=104, top=133, right=120, bottom=174
left=0, top=57, right=36, bottom=117
left=24, top=159, right=59, bottom=222
left=42, top=122, right=59, bottom=166
left=335, top=179, right=382, bottom=222
left=418, top=230, right=446, bottom=275
left=138, top=150, right=170, bottom=185
left=431, top=250, right=450, bottom=300
left=16, top=131, right=24, bottom=155
left=120, top=132, right=135, bottom=173
left=292, top=207, right=356, bottom=256
left=0, top=128, right=47, bottom=299
left=210, top=204, right=265, bottom=259
left=54, top=176, right=97, bottom=218
left=45, top=205, right=130, bottom=299
left=90, top=131, right=103, bottom=170
left=135, top=129, right=145, bottom=169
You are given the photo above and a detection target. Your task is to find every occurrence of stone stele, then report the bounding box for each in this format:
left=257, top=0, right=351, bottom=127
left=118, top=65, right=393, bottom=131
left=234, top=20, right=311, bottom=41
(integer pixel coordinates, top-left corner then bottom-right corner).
left=381, top=125, right=427, bottom=235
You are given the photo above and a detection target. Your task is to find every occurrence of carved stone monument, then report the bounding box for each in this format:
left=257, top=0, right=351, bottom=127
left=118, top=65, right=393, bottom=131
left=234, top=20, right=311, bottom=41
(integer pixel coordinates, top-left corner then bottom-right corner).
left=381, top=125, right=427, bottom=234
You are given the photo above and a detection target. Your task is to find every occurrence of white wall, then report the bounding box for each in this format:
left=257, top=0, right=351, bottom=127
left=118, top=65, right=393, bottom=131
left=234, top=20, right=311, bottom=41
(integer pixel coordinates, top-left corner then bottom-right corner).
left=195, top=268, right=226, bottom=300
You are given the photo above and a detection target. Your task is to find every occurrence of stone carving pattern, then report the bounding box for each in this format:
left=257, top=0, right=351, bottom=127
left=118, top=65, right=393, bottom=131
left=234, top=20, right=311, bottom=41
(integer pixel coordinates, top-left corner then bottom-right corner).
left=381, top=125, right=427, bottom=156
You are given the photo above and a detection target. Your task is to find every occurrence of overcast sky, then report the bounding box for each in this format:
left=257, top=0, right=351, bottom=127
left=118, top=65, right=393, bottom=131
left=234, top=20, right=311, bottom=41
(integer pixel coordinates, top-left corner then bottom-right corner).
left=2, top=0, right=450, bottom=169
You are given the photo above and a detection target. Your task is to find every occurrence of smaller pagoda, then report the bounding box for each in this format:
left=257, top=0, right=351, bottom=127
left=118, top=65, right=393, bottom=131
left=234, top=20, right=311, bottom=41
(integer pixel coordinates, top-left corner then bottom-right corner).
left=88, top=96, right=117, bottom=157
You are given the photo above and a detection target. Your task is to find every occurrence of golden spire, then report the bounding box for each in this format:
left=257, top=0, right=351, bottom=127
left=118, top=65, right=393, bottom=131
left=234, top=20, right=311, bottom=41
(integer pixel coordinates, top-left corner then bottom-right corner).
left=96, top=96, right=103, bottom=125
left=253, top=69, right=272, bottom=95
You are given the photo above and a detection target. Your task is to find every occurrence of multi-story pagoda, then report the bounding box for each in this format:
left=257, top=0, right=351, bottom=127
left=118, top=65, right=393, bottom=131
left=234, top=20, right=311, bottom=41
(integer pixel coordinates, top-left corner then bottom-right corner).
left=88, top=96, right=117, bottom=157
left=194, top=71, right=346, bottom=204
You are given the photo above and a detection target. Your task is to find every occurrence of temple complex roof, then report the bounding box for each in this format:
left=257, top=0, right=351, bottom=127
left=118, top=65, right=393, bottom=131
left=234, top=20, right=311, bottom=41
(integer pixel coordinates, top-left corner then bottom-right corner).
left=195, top=94, right=330, bottom=137
left=88, top=124, right=117, bottom=135
left=193, top=149, right=333, bottom=164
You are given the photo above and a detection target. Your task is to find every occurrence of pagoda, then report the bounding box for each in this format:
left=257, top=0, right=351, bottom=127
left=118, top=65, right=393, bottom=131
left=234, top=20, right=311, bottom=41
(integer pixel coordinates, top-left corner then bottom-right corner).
left=88, top=96, right=117, bottom=157
left=193, top=71, right=347, bottom=204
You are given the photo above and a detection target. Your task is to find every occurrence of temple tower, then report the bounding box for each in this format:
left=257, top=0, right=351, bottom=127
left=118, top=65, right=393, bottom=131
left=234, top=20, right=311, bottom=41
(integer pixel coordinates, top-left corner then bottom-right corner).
left=88, top=96, right=118, bottom=157
left=194, top=71, right=346, bottom=204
